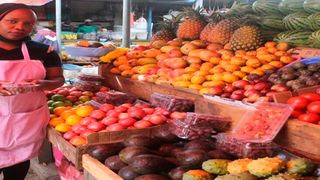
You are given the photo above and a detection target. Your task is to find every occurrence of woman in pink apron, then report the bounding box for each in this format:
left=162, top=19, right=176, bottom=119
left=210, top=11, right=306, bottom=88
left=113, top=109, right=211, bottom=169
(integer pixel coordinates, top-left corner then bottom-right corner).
left=0, top=3, right=64, bottom=179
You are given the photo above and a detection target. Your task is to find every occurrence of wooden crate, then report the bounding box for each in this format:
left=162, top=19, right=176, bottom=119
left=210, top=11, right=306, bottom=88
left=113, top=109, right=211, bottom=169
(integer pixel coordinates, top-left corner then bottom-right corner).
left=47, top=125, right=166, bottom=169
left=82, top=154, right=122, bottom=180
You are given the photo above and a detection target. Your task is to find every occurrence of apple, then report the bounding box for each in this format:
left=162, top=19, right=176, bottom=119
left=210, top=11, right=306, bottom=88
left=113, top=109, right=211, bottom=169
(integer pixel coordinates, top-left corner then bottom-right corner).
left=233, top=89, right=245, bottom=95
left=253, top=82, right=271, bottom=91
left=208, top=86, right=223, bottom=95
left=149, top=114, right=167, bottom=125
left=68, top=87, right=78, bottom=92
left=87, top=122, right=105, bottom=132
left=142, top=107, right=155, bottom=115
left=232, top=80, right=250, bottom=89
left=82, top=91, right=94, bottom=97
left=246, top=93, right=261, bottom=103
left=63, top=131, right=78, bottom=140
left=71, top=124, right=87, bottom=134
left=230, top=93, right=244, bottom=100
left=170, top=112, right=186, bottom=120
left=118, top=113, right=130, bottom=120
left=66, top=95, right=78, bottom=102
left=106, top=123, right=125, bottom=131
left=106, top=110, right=120, bottom=118
left=256, top=96, right=271, bottom=102
left=80, top=129, right=95, bottom=138
left=127, top=126, right=137, bottom=130
left=90, top=110, right=106, bottom=120
left=99, top=104, right=114, bottom=112
left=80, top=117, right=97, bottom=126
left=221, top=93, right=231, bottom=98
left=57, top=89, right=69, bottom=96
left=291, top=109, right=304, bottom=118
left=134, top=120, right=153, bottom=129
left=45, top=91, right=55, bottom=99
left=114, top=106, right=128, bottom=113
left=271, top=84, right=289, bottom=92
left=128, top=108, right=146, bottom=119
left=120, top=103, right=133, bottom=108
left=142, top=115, right=151, bottom=121
left=244, top=84, right=255, bottom=91
left=223, top=85, right=235, bottom=93
left=244, top=89, right=260, bottom=97
left=102, top=117, right=119, bottom=126
left=154, top=107, right=170, bottom=117
left=119, top=117, right=137, bottom=127
left=70, top=91, right=82, bottom=97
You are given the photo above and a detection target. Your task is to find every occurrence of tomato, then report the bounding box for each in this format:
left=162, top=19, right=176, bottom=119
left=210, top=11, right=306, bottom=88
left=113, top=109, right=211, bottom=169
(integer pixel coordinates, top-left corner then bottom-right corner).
left=99, top=104, right=114, bottom=112
left=300, top=93, right=320, bottom=102
left=128, top=108, right=146, bottom=119
left=142, top=108, right=155, bottom=115
left=149, top=114, right=167, bottom=125
left=69, top=136, right=86, bottom=146
left=106, top=110, right=120, bottom=118
left=102, top=117, right=119, bottom=126
left=90, top=110, right=106, bottom=120
left=134, top=120, right=153, bottom=129
left=118, top=117, right=137, bottom=127
left=87, top=122, right=105, bottom=132
left=106, top=123, right=125, bottom=131
left=287, top=97, right=309, bottom=109
left=307, top=101, right=320, bottom=114
left=80, top=117, right=97, bottom=126
left=298, top=113, right=320, bottom=124
left=80, top=129, right=95, bottom=139
left=63, top=131, right=78, bottom=140
left=290, top=109, right=304, bottom=118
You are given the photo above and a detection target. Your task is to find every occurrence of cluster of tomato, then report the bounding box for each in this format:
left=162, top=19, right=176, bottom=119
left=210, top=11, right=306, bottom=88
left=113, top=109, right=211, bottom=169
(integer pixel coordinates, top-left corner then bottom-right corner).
left=287, top=89, right=320, bottom=125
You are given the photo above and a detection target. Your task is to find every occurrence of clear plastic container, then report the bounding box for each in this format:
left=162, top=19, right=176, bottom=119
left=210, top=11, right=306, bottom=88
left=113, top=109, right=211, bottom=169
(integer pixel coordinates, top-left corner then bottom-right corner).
left=150, top=93, right=194, bottom=112
left=215, top=133, right=278, bottom=159
left=169, top=113, right=231, bottom=140
left=232, top=102, right=293, bottom=143
left=73, top=79, right=101, bottom=92
left=78, top=74, right=104, bottom=82
left=1, top=82, right=40, bottom=95
left=95, top=90, right=137, bottom=105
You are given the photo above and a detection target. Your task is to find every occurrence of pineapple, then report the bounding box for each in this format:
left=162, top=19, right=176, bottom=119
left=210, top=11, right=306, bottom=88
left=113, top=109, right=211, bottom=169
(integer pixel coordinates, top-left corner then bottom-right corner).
left=151, top=15, right=178, bottom=43
left=206, top=18, right=238, bottom=45
left=200, top=12, right=224, bottom=42
left=230, top=25, right=263, bottom=51
left=176, top=7, right=206, bottom=40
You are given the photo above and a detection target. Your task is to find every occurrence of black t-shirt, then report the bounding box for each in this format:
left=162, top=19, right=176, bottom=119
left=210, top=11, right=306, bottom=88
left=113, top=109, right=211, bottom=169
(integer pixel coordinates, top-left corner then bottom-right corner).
left=0, top=41, right=62, bottom=68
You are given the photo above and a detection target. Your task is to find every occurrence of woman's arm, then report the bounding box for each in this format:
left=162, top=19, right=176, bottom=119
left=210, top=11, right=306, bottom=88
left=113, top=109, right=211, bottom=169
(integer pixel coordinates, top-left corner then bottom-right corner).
left=38, top=67, right=65, bottom=90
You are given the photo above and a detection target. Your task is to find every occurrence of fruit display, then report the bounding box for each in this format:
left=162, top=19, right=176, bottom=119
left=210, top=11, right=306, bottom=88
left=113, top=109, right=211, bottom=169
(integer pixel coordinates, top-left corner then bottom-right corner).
left=267, top=61, right=320, bottom=91
left=286, top=88, right=320, bottom=125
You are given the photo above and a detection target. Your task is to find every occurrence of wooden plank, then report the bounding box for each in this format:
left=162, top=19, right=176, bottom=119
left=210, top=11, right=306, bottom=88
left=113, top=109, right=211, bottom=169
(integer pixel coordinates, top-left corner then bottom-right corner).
left=275, top=120, right=320, bottom=163
left=82, top=154, right=123, bottom=180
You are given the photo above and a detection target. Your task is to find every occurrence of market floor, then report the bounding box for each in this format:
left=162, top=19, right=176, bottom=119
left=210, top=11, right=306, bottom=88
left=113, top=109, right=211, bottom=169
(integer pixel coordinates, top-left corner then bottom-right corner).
left=0, top=169, right=41, bottom=180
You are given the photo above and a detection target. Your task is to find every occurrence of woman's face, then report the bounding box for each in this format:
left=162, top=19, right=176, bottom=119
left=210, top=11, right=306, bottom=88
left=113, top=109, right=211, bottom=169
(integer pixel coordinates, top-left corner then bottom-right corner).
left=0, top=8, right=37, bottom=40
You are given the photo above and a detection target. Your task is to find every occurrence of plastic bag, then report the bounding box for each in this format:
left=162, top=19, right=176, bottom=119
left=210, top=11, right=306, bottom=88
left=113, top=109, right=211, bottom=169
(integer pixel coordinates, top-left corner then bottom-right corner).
left=73, top=79, right=101, bottom=92
left=95, top=90, right=137, bottom=105
left=150, top=93, right=194, bottom=112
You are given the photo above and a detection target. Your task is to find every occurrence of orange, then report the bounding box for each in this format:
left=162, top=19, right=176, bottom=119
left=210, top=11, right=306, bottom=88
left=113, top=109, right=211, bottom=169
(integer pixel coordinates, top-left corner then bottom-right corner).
left=66, top=114, right=82, bottom=125
left=53, top=106, right=72, bottom=116
left=241, top=66, right=255, bottom=74
left=75, top=105, right=94, bottom=117
left=49, top=117, right=65, bottom=127
left=230, top=56, right=246, bottom=66
left=180, top=74, right=192, bottom=81
left=61, top=109, right=76, bottom=120
left=55, top=123, right=71, bottom=133
left=257, top=54, right=278, bottom=62
left=250, top=69, right=265, bottom=76
left=280, top=56, right=294, bottom=64
left=246, top=58, right=261, bottom=68
left=269, top=61, right=284, bottom=68
left=265, top=41, right=277, bottom=48
left=233, top=71, right=246, bottom=78
left=202, top=80, right=225, bottom=88
left=209, top=57, right=222, bottom=65
left=276, top=42, right=289, bottom=51
left=189, top=84, right=203, bottom=91
left=69, top=136, right=87, bottom=146
left=191, top=75, right=206, bottom=84
left=256, top=47, right=268, bottom=52
left=222, top=73, right=239, bottom=83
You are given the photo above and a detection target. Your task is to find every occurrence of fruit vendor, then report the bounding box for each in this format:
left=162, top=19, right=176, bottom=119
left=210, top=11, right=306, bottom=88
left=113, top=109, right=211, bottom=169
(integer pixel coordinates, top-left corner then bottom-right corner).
left=0, top=3, right=64, bottom=179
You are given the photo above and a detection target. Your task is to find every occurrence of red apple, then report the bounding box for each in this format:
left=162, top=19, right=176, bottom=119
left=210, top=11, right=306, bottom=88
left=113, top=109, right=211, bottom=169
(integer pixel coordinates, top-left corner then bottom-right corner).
left=68, top=87, right=78, bottom=92
left=99, top=104, right=114, bottom=112
left=80, top=129, right=95, bottom=138
left=106, top=110, right=121, bottom=118
left=291, top=109, right=304, bottom=118
left=120, top=103, right=133, bottom=108
left=149, top=114, right=167, bottom=125
left=70, top=91, right=82, bottom=97
left=57, top=89, right=69, bottom=96
left=82, top=91, right=94, bottom=97
left=233, top=89, right=245, bottom=95
left=90, top=110, right=106, bottom=120
left=244, top=84, right=255, bottom=91
left=66, top=95, right=78, bottom=102
left=142, top=115, right=151, bottom=121
left=253, top=82, right=271, bottom=91
left=119, top=117, right=137, bottom=127
left=134, top=120, right=153, bottom=129
left=63, top=131, right=78, bottom=140
left=102, top=117, right=119, bottom=126
left=128, top=108, right=146, bottom=119
left=142, top=107, right=155, bottom=115
left=270, top=84, right=289, bottom=92
left=223, top=85, right=235, bottom=93
left=87, top=122, right=105, bottom=132
left=45, top=91, right=55, bottom=99
left=80, top=117, right=97, bottom=126
left=114, top=106, right=128, bottom=113
left=106, top=123, right=125, bottom=131
left=232, top=80, right=250, bottom=89
left=246, top=93, right=261, bottom=103
left=71, top=124, right=87, bottom=134
left=118, top=113, right=130, bottom=119
left=154, top=108, right=170, bottom=117
left=220, top=93, right=231, bottom=98
left=230, top=93, right=244, bottom=100
left=244, top=89, right=260, bottom=97
left=208, top=86, right=223, bottom=95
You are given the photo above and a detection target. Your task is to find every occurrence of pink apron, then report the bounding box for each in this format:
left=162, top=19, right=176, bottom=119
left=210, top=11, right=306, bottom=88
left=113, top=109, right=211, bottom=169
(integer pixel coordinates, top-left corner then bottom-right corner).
left=0, top=42, right=49, bottom=168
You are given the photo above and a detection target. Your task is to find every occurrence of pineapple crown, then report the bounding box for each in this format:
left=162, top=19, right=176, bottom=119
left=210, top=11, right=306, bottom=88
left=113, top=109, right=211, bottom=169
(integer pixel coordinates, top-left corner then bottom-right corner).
left=177, top=7, right=206, bottom=22
left=156, top=15, right=179, bottom=31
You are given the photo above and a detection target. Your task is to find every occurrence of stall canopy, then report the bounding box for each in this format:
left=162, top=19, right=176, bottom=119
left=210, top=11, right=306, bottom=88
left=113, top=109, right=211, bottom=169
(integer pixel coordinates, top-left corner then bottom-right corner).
left=0, top=0, right=52, bottom=6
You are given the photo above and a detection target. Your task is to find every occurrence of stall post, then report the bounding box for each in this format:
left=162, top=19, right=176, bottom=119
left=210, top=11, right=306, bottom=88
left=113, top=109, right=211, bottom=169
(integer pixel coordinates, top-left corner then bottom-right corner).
left=122, top=0, right=131, bottom=48
left=55, top=0, right=62, bottom=50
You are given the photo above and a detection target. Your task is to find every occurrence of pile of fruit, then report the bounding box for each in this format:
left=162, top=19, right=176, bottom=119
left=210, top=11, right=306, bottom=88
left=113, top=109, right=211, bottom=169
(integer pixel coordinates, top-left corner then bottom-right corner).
left=287, top=87, right=320, bottom=125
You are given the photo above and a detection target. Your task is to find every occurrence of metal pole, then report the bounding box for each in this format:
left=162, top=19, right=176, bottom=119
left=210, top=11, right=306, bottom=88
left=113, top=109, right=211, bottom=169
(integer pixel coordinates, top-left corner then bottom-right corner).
left=55, top=0, right=62, bottom=51
left=122, top=0, right=131, bottom=48
left=147, top=5, right=152, bottom=40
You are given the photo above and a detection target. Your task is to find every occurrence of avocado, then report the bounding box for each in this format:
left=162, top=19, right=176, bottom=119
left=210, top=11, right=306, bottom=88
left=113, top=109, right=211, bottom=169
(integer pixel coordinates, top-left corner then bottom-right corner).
left=208, top=150, right=235, bottom=160
left=118, top=166, right=140, bottom=180
left=104, top=155, right=127, bottom=173
left=151, top=125, right=179, bottom=143
left=184, top=138, right=215, bottom=151
left=124, top=135, right=158, bottom=149
left=129, top=154, right=176, bottom=174
left=135, top=174, right=170, bottom=180
left=176, top=149, right=209, bottom=169
left=159, top=144, right=178, bottom=156
left=87, top=143, right=124, bottom=162
left=119, top=146, right=152, bottom=164
left=169, top=167, right=189, bottom=180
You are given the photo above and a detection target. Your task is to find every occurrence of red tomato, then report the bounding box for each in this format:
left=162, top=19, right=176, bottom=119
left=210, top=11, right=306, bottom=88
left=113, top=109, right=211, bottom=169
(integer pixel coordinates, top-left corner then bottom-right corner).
left=134, top=120, right=153, bottom=129
left=80, top=117, right=97, bottom=126
left=291, top=109, right=304, bottom=118
left=298, top=113, right=320, bottom=123
left=300, top=93, right=320, bottom=102
left=90, top=110, right=106, bottom=120
left=69, top=136, right=86, bottom=146
left=63, top=131, right=77, bottom=140
left=80, top=129, right=95, bottom=139
left=99, top=104, right=114, bottom=112
left=307, top=101, right=320, bottom=114
left=128, top=108, right=146, bottom=119
left=87, top=122, right=105, bottom=132
left=287, top=97, right=309, bottom=109
left=118, top=117, right=137, bottom=127
left=106, top=123, right=125, bottom=131
left=102, top=117, right=119, bottom=126
left=149, top=114, right=167, bottom=125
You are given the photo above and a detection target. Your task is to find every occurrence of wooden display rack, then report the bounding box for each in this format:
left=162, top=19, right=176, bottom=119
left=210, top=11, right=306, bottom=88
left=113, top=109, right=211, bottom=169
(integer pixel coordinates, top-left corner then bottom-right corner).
left=47, top=125, right=165, bottom=169
left=99, top=65, right=320, bottom=163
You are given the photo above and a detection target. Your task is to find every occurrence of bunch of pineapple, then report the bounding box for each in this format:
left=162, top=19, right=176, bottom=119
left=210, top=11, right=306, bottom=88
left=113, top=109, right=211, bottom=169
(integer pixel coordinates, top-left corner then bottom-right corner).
left=151, top=15, right=179, bottom=43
